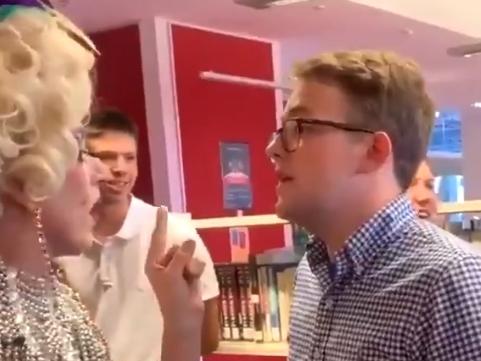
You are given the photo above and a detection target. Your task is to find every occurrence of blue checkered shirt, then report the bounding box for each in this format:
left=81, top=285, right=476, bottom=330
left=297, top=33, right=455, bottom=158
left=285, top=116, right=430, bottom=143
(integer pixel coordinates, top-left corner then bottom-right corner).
left=289, top=195, right=481, bottom=361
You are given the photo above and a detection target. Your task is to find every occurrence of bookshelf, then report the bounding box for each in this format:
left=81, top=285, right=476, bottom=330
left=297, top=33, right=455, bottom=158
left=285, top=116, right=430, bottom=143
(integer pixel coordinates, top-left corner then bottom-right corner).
left=214, top=257, right=297, bottom=356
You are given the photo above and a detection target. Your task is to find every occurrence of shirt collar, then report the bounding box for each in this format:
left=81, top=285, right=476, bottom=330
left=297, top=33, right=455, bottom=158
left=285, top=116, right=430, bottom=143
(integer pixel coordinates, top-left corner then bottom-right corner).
left=116, top=195, right=144, bottom=241
left=307, top=194, right=415, bottom=281
left=84, top=195, right=144, bottom=256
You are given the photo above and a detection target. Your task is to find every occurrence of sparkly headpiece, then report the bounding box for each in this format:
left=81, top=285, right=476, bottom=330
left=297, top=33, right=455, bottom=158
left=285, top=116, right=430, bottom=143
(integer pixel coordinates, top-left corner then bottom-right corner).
left=0, top=0, right=52, bottom=21
left=0, top=0, right=98, bottom=55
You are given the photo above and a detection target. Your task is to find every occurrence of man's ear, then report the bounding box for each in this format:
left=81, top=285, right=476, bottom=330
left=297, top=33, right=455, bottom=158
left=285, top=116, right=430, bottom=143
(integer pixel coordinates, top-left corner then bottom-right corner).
left=356, top=132, right=392, bottom=174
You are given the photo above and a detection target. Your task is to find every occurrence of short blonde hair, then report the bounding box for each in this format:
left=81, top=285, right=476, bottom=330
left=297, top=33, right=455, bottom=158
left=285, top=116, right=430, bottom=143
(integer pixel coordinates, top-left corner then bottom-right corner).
left=293, top=50, right=435, bottom=190
left=0, top=7, right=95, bottom=208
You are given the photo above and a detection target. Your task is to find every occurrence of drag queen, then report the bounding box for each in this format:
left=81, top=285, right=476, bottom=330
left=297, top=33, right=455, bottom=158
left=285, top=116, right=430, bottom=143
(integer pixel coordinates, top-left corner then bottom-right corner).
left=0, top=1, right=203, bottom=360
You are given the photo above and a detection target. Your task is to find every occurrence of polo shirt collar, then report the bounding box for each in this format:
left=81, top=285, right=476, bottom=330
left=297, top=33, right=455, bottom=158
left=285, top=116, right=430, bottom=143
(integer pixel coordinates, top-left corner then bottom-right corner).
left=116, top=195, right=144, bottom=241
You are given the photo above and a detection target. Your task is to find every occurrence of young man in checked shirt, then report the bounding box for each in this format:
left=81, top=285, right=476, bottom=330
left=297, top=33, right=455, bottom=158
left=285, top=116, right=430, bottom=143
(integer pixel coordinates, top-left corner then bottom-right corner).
left=266, top=51, right=481, bottom=361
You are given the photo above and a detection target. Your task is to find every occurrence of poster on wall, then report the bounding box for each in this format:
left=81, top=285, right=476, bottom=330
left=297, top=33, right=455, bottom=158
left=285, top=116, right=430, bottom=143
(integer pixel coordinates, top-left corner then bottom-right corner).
left=220, top=142, right=253, bottom=210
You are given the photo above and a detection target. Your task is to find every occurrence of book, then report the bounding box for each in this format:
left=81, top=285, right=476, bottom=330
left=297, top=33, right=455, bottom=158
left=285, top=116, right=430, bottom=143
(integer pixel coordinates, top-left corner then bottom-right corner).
left=215, top=248, right=299, bottom=345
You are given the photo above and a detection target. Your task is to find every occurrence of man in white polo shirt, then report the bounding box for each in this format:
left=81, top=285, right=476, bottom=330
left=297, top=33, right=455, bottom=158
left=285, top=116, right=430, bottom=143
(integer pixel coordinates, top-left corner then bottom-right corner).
left=59, top=109, right=220, bottom=361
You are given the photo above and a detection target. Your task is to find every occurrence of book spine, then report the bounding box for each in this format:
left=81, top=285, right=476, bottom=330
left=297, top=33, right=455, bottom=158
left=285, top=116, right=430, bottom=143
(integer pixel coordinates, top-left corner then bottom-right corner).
left=249, top=257, right=264, bottom=343
left=267, top=266, right=282, bottom=342
left=216, top=266, right=232, bottom=340
left=237, top=264, right=255, bottom=341
left=225, top=265, right=241, bottom=340
left=258, top=266, right=272, bottom=342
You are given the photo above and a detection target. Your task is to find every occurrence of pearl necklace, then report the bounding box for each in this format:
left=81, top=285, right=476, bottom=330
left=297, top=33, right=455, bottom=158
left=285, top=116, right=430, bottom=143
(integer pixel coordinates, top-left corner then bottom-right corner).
left=0, top=209, right=110, bottom=361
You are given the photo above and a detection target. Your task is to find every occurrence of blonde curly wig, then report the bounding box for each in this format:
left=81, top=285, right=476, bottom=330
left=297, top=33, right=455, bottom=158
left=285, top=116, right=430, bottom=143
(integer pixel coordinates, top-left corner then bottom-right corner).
left=0, top=7, right=95, bottom=212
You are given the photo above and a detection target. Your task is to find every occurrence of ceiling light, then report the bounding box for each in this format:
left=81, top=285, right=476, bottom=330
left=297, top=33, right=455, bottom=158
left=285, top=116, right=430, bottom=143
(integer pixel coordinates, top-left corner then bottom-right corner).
left=268, top=0, right=312, bottom=6
left=234, top=0, right=312, bottom=9
left=447, top=41, right=481, bottom=58
left=472, top=102, right=481, bottom=109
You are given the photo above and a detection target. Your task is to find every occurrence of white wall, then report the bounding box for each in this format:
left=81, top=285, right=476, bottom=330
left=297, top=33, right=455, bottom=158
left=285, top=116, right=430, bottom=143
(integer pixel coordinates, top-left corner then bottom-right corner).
left=462, top=107, right=481, bottom=200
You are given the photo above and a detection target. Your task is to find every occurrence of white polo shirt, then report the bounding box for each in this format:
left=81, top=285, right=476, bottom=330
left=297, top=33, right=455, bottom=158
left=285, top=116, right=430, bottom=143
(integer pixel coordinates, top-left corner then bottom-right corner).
left=57, top=196, right=219, bottom=361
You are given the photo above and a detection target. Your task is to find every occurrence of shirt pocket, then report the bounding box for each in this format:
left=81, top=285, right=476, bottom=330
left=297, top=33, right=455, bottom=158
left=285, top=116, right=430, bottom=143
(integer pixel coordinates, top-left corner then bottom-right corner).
left=355, top=325, right=411, bottom=361
left=357, top=343, right=394, bottom=361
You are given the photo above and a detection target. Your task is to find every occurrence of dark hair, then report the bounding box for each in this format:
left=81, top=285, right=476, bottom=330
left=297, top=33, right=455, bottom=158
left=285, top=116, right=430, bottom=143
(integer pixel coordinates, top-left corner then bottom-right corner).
left=294, top=50, right=435, bottom=191
left=86, top=108, right=138, bottom=140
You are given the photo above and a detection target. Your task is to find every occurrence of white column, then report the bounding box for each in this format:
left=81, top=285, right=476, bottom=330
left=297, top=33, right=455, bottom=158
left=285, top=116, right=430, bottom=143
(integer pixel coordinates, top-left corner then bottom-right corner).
left=461, top=106, right=481, bottom=200
left=272, top=40, right=293, bottom=247
left=139, top=17, right=186, bottom=211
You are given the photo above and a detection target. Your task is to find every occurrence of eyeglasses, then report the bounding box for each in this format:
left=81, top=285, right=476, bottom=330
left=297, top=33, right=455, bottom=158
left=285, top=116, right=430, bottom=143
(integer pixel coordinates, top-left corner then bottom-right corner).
left=73, top=129, right=89, bottom=163
left=78, top=149, right=90, bottom=162
left=270, top=118, right=375, bottom=153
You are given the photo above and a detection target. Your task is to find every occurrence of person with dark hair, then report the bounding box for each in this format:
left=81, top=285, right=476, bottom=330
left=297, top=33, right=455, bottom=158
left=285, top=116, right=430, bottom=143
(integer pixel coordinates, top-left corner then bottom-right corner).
left=87, top=108, right=140, bottom=140
left=407, top=160, right=439, bottom=221
left=58, top=108, right=220, bottom=361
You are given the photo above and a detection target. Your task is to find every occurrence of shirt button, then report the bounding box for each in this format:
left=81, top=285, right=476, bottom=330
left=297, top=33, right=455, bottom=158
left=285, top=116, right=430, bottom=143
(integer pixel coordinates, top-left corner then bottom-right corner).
left=325, top=298, right=334, bottom=309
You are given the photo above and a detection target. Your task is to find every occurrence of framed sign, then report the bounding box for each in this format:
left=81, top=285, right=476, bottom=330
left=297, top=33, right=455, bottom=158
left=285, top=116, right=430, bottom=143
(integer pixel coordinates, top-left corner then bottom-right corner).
left=220, top=142, right=253, bottom=210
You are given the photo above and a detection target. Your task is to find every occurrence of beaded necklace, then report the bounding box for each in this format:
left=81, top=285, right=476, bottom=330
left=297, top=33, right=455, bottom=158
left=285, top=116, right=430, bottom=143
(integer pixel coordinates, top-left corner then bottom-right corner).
left=0, top=209, right=111, bottom=361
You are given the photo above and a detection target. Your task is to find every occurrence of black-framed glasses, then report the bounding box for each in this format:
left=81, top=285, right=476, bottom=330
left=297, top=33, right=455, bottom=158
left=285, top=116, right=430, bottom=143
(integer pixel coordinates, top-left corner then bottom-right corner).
left=270, top=118, right=375, bottom=153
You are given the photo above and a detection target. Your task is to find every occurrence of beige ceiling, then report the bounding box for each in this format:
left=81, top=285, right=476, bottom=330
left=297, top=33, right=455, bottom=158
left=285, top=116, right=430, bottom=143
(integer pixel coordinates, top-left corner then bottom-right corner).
left=350, top=0, right=481, bottom=38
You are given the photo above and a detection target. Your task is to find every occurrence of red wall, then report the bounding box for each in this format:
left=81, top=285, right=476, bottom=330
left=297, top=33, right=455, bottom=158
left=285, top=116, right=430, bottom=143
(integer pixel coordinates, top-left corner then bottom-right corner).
left=90, top=25, right=154, bottom=203
left=171, top=25, right=284, bottom=263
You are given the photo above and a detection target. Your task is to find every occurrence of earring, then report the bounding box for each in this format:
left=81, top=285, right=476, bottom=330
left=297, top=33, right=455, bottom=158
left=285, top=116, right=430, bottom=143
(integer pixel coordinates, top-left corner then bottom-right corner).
left=33, top=208, right=57, bottom=287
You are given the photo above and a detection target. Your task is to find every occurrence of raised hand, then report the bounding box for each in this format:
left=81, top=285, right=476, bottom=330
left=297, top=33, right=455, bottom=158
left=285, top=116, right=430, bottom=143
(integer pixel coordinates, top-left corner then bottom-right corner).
left=144, top=208, right=205, bottom=361
left=145, top=208, right=205, bottom=317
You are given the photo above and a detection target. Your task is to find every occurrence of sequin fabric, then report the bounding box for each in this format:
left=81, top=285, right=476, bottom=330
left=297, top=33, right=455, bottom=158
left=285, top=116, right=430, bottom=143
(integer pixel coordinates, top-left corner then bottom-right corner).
left=0, top=259, right=110, bottom=361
